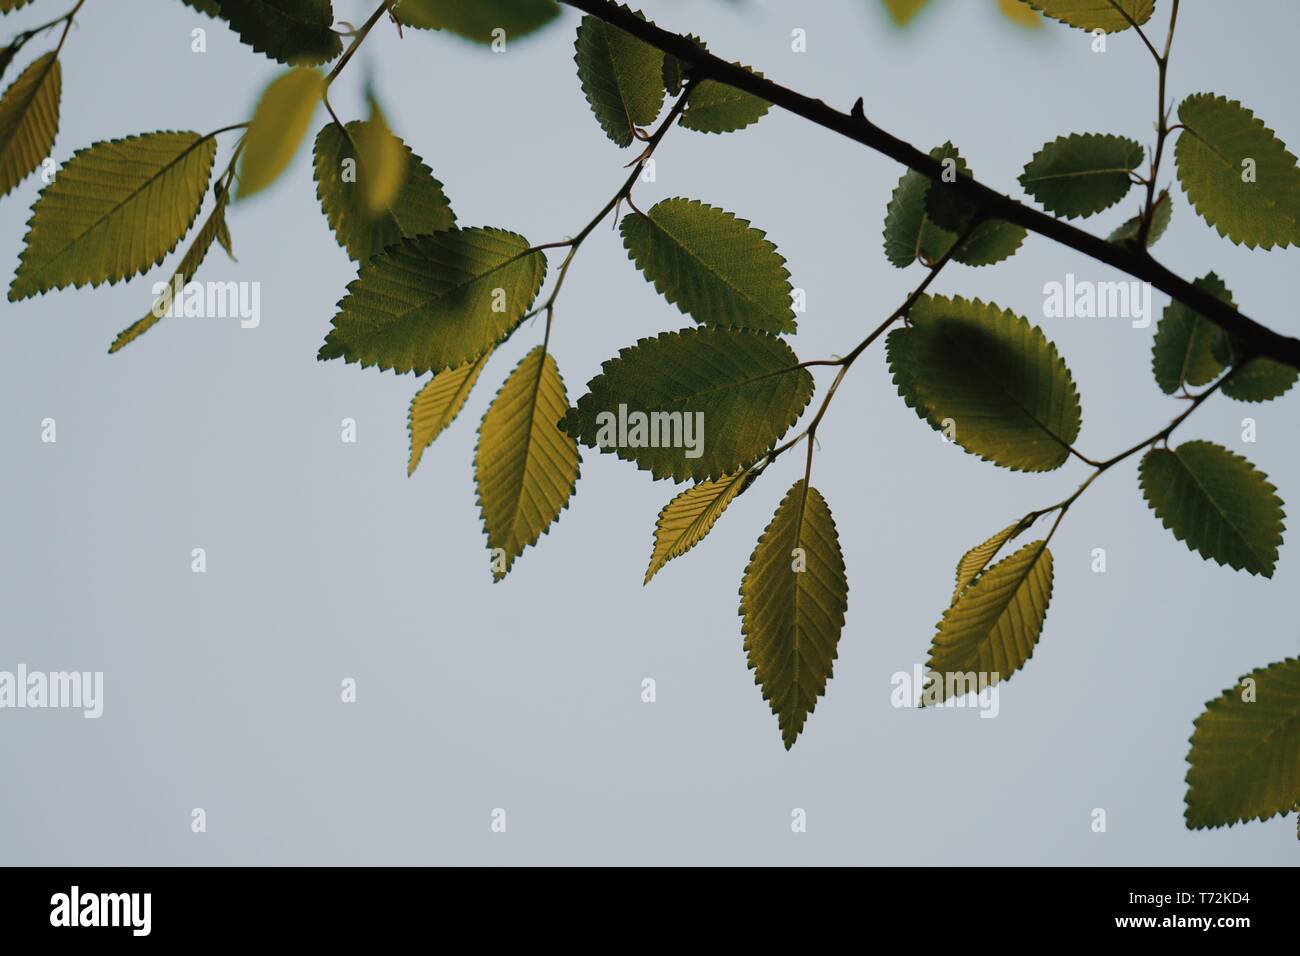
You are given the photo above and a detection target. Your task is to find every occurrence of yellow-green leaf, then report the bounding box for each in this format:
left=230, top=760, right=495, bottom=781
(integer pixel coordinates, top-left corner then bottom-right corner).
left=952, top=519, right=1031, bottom=603
left=1019, top=132, right=1143, bottom=219
left=237, top=66, right=322, bottom=200
left=998, top=0, right=1042, bottom=27
left=739, top=480, right=848, bottom=749
left=475, top=346, right=581, bottom=580
left=313, top=120, right=456, bottom=262
left=573, top=10, right=664, bottom=147
left=880, top=0, right=931, bottom=26
left=1023, top=0, right=1153, bottom=33
left=10, top=131, right=216, bottom=300
left=1175, top=93, right=1300, bottom=250
left=1185, top=657, right=1300, bottom=829
left=560, top=327, right=815, bottom=482
left=395, top=0, right=560, bottom=43
left=887, top=295, right=1083, bottom=472
left=645, top=470, right=749, bottom=584
left=108, top=188, right=232, bottom=353
left=1109, top=188, right=1173, bottom=247
left=407, top=352, right=490, bottom=476
left=0, top=51, right=60, bottom=198
left=679, top=67, right=770, bottom=135
left=1139, top=441, right=1285, bottom=577
left=924, top=540, right=1054, bottom=704
left=318, top=227, right=547, bottom=375
left=620, top=198, right=796, bottom=333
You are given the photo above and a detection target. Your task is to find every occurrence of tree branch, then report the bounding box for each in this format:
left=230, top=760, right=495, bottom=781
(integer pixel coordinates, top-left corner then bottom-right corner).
left=559, top=0, right=1300, bottom=372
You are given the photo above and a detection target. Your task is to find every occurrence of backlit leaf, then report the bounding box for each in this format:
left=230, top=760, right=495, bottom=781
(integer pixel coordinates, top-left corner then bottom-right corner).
left=1150, top=272, right=1233, bottom=394
left=887, top=294, right=1082, bottom=472
left=1185, top=657, right=1300, bottom=829
left=1175, top=93, right=1300, bottom=249
left=952, top=519, right=1032, bottom=603
left=0, top=52, right=60, bottom=198
left=395, top=0, right=560, bottom=42
left=1139, top=440, right=1285, bottom=577
left=574, top=10, right=664, bottom=147
left=1109, top=188, right=1173, bottom=247
left=108, top=188, right=232, bottom=353
left=217, top=0, right=342, bottom=65
left=408, top=352, right=490, bottom=476
left=739, top=480, right=848, bottom=749
left=645, top=470, right=749, bottom=583
left=1022, top=0, right=1153, bottom=32
left=620, top=198, right=795, bottom=333
left=318, top=227, right=547, bottom=375
left=883, top=143, right=1025, bottom=268
left=238, top=66, right=322, bottom=200
left=313, top=120, right=456, bottom=262
left=560, top=327, right=815, bottom=482
left=997, top=0, right=1042, bottom=27
left=1221, top=358, right=1298, bottom=403
left=679, top=67, right=770, bottom=135
left=924, top=540, right=1053, bottom=704
left=881, top=0, right=931, bottom=26
left=10, top=131, right=216, bottom=300
left=1019, top=132, right=1143, bottom=219
left=475, top=346, right=581, bottom=580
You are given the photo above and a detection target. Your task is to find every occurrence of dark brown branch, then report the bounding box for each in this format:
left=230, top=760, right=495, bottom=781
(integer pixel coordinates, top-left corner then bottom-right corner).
left=559, top=0, right=1300, bottom=372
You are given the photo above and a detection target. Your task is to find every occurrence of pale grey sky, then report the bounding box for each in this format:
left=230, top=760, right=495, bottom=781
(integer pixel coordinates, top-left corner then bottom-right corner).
left=0, top=0, right=1296, bottom=864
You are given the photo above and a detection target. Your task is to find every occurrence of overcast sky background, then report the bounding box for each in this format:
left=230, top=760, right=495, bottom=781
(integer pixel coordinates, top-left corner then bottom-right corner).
left=0, top=0, right=1296, bottom=865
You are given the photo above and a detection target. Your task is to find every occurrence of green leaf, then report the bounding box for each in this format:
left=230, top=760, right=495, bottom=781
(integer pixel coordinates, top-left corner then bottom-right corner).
left=475, top=346, right=581, bottom=580
left=1022, top=0, right=1153, bottom=32
left=353, top=96, right=404, bottom=215
left=408, top=352, right=490, bottom=476
left=108, top=188, right=232, bottom=353
left=216, top=0, right=342, bottom=65
left=620, top=198, right=795, bottom=333
left=952, top=519, right=1032, bottom=603
left=739, top=479, right=848, bottom=749
left=1175, top=93, right=1300, bottom=250
left=1139, top=441, right=1285, bottom=577
left=645, top=470, right=749, bottom=584
left=313, top=120, right=456, bottom=262
left=1221, top=358, right=1298, bottom=403
left=561, top=327, right=814, bottom=482
left=574, top=11, right=664, bottom=148
left=1150, top=272, right=1233, bottom=394
left=1108, top=187, right=1173, bottom=247
left=881, top=0, right=931, bottom=26
left=180, top=0, right=223, bottom=15
left=923, top=540, right=1054, bottom=704
left=237, top=66, right=322, bottom=200
left=998, top=0, right=1043, bottom=27
left=1185, top=657, right=1300, bottom=829
left=679, top=67, right=770, bottom=135
left=661, top=34, right=705, bottom=97
left=318, top=227, right=547, bottom=375
left=1019, top=132, right=1143, bottom=219
left=883, top=143, right=1025, bottom=268
left=395, top=0, right=560, bottom=42
left=9, top=131, right=216, bottom=301
left=887, top=294, right=1083, bottom=472
left=0, top=0, right=35, bottom=12
left=0, top=52, right=60, bottom=199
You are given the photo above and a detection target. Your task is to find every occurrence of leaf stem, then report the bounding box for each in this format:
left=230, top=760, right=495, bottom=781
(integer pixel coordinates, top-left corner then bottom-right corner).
left=1137, top=0, right=1180, bottom=246
left=519, top=86, right=694, bottom=331
left=1025, top=365, right=1228, bottom=535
